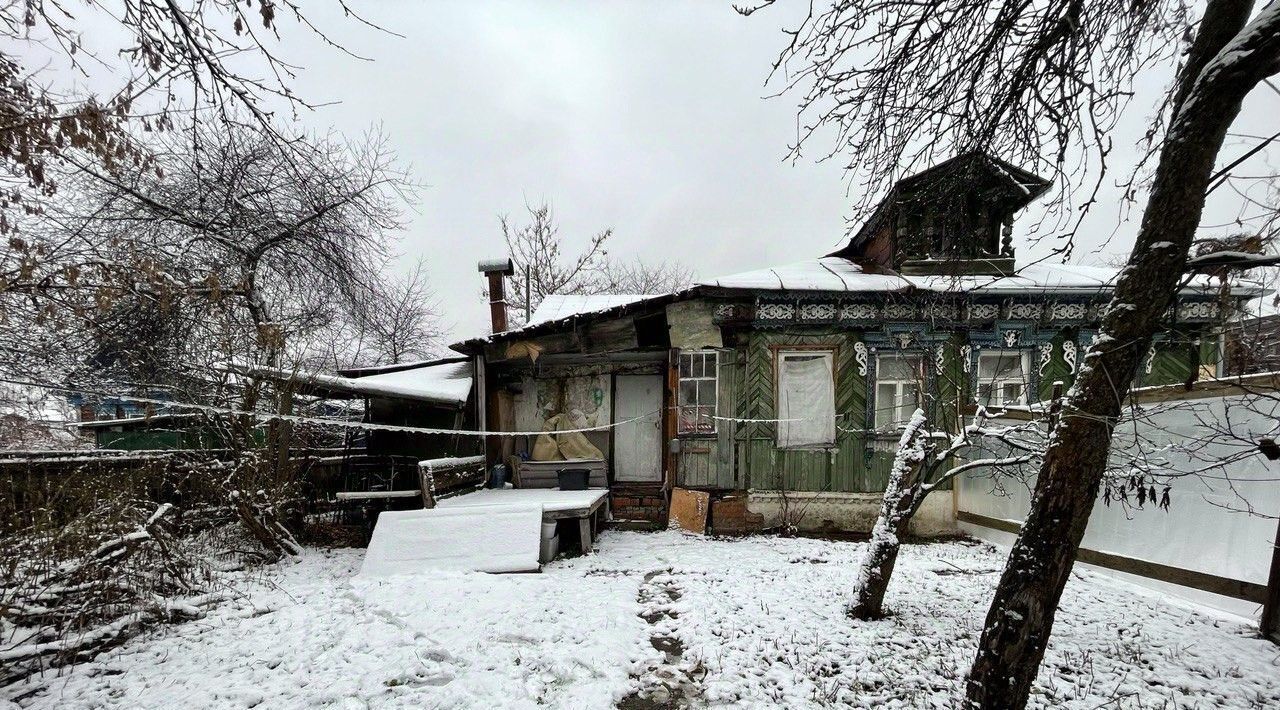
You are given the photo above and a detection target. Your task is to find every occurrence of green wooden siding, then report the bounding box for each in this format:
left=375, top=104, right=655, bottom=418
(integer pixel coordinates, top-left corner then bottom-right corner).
left=96, top=426, right=226, bottom=451
left=728, top=330, right=880, bottom=493
left=1143, top=330, right=1218, bottom=387
left=676, top=348, right=742, bottom=489
left=1037, top=330, right=1074, bottom=401
left=685, top=325, right=1215, bottom=494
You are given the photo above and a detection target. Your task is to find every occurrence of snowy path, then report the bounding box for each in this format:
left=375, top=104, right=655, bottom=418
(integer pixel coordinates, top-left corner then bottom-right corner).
left=6, top=532, right=1279, bottom=709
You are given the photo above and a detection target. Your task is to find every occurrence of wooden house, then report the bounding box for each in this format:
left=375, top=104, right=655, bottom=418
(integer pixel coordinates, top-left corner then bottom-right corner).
left=452, top=153, right=1257, bottom=534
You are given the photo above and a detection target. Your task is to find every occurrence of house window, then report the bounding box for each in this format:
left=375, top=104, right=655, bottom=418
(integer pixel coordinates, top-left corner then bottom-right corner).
left=777, top=350, right=836, bottom=448
left=677, top=350, right=717, bottom=435
left=976, top=350, right=1029, bottom=407
left=875, top=353, right=923, bottom=428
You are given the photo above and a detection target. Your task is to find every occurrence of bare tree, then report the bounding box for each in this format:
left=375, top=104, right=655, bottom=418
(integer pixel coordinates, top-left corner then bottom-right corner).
left=500, top=200, right=694, bottom=325
left=850, top=408, right=1037, bottom=620
left=501, top=201, right=612, bottom=321
left=597, top=258, right=695, bottom=296
left=0, top=0, right=389, bottom=232
left=743, top=2, right=1280, bottom=705
left=0, top=118, right=415, bottom=558
left=348, top=259, right=442, bottom=366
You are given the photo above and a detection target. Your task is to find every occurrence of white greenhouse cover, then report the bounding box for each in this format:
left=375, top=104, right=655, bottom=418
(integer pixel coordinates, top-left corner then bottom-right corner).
left=253, top=359, right=473, bottom=406
left=348, top=360, right=473, bottom=405
left=359, top=503, right=543, bottom=577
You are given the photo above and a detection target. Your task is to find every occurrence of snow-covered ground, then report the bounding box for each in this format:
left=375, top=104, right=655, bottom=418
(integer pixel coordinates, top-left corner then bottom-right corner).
left=5, top=532, right=1278, bottom=709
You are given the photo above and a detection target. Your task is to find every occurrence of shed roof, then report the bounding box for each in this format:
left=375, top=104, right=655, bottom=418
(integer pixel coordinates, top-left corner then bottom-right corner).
left=77, top=412, right=202, bottom=430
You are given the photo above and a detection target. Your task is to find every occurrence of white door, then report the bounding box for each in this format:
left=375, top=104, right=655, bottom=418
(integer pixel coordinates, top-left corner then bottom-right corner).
left=613, top=374, right=663, bottom=482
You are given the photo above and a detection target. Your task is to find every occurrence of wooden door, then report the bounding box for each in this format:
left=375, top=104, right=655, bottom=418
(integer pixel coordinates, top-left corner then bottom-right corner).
left=613, top=374, right=663, bottom=482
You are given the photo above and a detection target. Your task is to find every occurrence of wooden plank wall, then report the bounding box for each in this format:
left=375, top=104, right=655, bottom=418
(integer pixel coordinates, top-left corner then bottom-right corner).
left=683, top=324, right=1219, bottom=495
left=734, top=330, right=876, bottom=494
left=675, top=348, right=739, bottom=489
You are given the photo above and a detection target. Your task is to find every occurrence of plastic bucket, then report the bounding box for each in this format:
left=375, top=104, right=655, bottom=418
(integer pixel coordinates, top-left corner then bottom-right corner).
left=486, top=464, right=509, bottom=489
left=557, top=468, right=590, bottom=491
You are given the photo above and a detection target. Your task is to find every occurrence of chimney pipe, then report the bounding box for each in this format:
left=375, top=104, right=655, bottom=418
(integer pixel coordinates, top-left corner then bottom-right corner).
left=478, top=258, right=515, bottom=333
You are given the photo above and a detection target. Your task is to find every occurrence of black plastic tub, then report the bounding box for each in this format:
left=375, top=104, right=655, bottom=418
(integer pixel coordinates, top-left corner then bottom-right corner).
left=557, top=468, right=590, bottom=491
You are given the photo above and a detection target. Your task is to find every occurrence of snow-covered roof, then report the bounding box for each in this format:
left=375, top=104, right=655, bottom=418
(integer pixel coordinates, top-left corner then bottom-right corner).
left=452, top=256, right=1260, bottom=354
left=911, top=262, right=1121, bottom=295
left=525, top=294, right=655, bottom=327
left=699, top=257, right=908, bottom=292
left=351, top=361, right=473, bottom=405
left=246, top=359, right=473, bottom=407
left=338, top=358, right=455, bottom=378
left=0, top=385, right=76, bottom=423
left=700, top=257, right=1239, bottom=297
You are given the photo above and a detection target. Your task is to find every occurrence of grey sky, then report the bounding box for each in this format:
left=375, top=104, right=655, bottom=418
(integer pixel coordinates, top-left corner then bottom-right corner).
left=279, top=1, right=855, bottom=343
left=41, top=1, right=1280, bottom=343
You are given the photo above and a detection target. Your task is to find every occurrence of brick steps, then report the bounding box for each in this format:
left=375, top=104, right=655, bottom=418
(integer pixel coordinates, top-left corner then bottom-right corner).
left=610, top=485, right=667, bottom=528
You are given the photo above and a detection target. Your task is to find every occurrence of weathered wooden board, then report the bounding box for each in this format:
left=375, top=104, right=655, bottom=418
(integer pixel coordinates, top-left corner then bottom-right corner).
left=516, top=459, right=608, bottom=489
left=669, top=487, right=710, bottom=534
left=579, top=317, right=638, bottom=354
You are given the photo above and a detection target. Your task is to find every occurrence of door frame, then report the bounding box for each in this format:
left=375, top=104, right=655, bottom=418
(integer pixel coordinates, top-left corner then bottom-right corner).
left=610, top=373, right=664, bottom=484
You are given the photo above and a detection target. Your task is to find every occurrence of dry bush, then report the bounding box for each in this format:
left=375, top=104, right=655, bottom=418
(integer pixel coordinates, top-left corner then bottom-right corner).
left=0, top=453, right=301, bottom=684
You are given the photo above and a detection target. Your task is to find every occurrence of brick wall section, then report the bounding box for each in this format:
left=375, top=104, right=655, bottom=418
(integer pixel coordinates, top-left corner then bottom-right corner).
left=709, top=493, right=765, bottom=535
left=610, top=485, right=667, bottom=528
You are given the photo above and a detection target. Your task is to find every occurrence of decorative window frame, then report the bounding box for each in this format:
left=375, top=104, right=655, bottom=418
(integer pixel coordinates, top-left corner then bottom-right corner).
left=965, top=324, right=1051, bottom=404
left=862, top=324, right=948, bottom=435
left=676, top=349, right=719, bottom=437
left=973, top=349, right=1034, bottom=408
left=871, top=351, right=926, bottom=430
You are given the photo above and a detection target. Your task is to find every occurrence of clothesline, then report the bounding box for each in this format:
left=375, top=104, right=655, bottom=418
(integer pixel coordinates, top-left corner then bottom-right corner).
left=4, top=377, right=1047, bottom=440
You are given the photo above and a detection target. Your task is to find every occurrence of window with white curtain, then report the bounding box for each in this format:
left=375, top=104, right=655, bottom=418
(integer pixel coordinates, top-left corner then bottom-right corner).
left=976, top=350, right=1030, bottom=407
left=776, top=350, right=836, bottom=448
left=874, top=353, right=923, bottom=428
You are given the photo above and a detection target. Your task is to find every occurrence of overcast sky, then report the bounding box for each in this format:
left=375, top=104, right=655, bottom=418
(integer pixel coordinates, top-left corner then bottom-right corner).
left=47, top=2, right=1280, bottom=344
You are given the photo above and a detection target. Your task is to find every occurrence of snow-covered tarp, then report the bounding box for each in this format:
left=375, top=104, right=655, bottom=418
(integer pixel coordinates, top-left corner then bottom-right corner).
left=359, top=504, right=542, bottom=576
left=242, top=359, right=473, bottom=407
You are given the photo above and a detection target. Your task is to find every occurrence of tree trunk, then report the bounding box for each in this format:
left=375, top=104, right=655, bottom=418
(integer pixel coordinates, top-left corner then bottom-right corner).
left=849, top=410, right=927, bottom=620
left=966, top=3, right=1280, bottom=707
left=848, top=478, right=921, bottom=619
